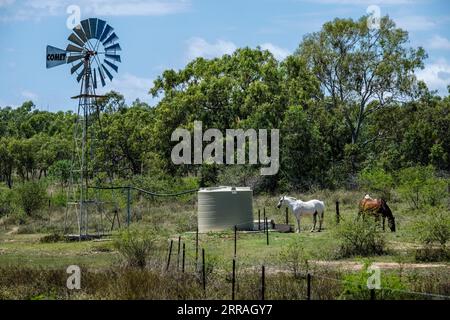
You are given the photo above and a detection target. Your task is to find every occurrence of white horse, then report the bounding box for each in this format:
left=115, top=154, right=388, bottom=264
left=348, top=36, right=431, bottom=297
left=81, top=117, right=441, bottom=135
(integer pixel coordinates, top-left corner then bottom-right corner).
left=277, top=195, right=325, bottom=233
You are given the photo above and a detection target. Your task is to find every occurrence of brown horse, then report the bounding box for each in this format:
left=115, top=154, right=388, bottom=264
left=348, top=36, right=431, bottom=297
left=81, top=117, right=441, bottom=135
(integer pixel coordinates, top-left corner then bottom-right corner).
left=358, top=195, right=396, bottom=232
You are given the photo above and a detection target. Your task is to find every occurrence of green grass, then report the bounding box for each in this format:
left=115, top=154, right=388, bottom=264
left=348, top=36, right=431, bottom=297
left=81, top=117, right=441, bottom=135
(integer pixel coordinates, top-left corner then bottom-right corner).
left=0, top=190, right=448, bottom=270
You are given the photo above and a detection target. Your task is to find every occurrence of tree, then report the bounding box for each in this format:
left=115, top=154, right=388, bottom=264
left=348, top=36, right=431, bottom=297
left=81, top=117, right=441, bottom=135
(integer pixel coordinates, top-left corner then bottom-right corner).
left=298, top=15, right=426, bottom=169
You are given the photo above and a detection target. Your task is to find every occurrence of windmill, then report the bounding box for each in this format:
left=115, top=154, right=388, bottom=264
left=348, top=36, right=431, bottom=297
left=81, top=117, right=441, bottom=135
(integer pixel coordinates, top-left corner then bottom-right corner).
left=46, top=18, right=122, bottom=239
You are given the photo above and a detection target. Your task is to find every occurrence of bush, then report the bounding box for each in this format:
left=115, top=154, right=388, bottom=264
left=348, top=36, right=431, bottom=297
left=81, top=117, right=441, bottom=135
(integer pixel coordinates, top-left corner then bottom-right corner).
left=0, top=188, right=14, bottom=217
left=397, top=166, right=447, bottom=209
left=279, top=237, right=310, bottom=277
left=358, top=167, right=394, bottom=200
left=15, top=181, right=47, bottom=217
left=113, top=226, right=160, bottom=269
left=340, top=260, right=407, bottom=300
left=334, top=218, right=386, bottom=258
left=413, top=208, right=450, bottom=261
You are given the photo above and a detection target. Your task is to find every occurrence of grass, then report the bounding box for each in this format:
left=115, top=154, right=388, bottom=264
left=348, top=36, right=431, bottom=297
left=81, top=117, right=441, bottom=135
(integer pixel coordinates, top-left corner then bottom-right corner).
left=0, top=189, right=449, bottom=299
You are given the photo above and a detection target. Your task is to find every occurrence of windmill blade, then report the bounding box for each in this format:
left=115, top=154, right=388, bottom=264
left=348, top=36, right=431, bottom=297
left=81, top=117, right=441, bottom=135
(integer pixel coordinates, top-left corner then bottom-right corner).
left=73, top=25, right=88, bottom=43
left=104, top=59, right=118, bottom=73
left=88, top=18, right=98, bottom=39
left=77, top=67, right=85, bottom=82
left=99, top=24, right=113, bottom=43
left=80, top=19, right=91, bottom=39
left=67, top=54, right=83, bottom=63
left=66, top=44, right=83, bottom=52
left=103, top=32, right=119, bottom=46
left=102, top=64, right=113, bottom=81
left=70, top=61, right=84, bottom=74
left=46, top=45, right=67, bottom=68
left=105, top=43, right=122, bottom=52
left=98, top=67, right=106, bottom=87
left=93, top=68, right=97, bottom=89
left=95, top=19, right=106, bottom=39
left=68, top=33, right=85, bottom=48
left=105, top=54, right=121, bottom=63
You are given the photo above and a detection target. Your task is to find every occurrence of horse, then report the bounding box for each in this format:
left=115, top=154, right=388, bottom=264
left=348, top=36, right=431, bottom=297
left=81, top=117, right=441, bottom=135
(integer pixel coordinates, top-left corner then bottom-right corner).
left=358, top=194, right=396, bottom=232
left=276, top=195, right=325, bottom=233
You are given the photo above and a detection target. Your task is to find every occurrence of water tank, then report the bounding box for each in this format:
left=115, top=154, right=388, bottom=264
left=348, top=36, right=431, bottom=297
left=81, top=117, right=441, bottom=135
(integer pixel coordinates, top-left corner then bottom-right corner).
left=197, top=186, right=253, bottom=233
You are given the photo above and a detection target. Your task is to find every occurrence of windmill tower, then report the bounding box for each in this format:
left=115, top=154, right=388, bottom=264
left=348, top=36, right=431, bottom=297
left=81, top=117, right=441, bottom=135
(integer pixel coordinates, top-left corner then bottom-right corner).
left=46, top=18, right=122, bottom=239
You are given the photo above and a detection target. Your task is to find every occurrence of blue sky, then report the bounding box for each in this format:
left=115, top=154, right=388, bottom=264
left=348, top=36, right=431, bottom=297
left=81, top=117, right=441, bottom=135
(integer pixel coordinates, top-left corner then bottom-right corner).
left=1, top=0, right=450, bottom=111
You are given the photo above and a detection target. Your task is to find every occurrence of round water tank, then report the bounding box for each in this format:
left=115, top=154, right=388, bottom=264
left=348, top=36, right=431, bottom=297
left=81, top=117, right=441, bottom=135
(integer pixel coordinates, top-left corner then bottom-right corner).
left=198, top=186, right=253, bottom=233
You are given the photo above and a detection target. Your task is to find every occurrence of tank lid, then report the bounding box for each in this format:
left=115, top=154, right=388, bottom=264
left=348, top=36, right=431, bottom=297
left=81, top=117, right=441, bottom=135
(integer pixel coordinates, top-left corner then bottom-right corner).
left=198, top=186, right=252, bottom=192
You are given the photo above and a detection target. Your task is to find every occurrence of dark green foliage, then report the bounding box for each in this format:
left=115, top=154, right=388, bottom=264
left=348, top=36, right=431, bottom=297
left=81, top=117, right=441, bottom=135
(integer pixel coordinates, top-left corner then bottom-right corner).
left=335, top=218, right=386, bottom=258
left=15, top=181, right=47, bottom=217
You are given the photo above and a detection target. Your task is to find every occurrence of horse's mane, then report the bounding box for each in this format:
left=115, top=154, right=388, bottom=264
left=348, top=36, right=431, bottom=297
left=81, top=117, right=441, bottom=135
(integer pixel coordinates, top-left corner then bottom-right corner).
left=284, top=196, right=297, bottom=201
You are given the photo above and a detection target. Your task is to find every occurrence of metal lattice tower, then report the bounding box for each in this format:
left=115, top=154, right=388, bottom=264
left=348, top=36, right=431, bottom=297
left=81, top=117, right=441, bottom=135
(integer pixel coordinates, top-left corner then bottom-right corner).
left=46, top=18, right=122, bottom=239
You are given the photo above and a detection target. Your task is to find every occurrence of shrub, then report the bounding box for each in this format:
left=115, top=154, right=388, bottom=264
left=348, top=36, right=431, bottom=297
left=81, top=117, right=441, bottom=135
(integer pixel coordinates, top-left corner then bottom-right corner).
left=113, top=226, right=160, bottom=269
left=334, top=218, right=386, bottom=258
left=413, top=208, right=450, bottom=262
left=397, top=166, right=447, bottom=209
left=340, top=260, right=407, bottom=300
left=279, top=237, right=310, bottom=277
left=358, top=167, right=394, bottom=200
left=15, top=181, right=47, bottom=217
left=0, top=188, right=14, bottom=217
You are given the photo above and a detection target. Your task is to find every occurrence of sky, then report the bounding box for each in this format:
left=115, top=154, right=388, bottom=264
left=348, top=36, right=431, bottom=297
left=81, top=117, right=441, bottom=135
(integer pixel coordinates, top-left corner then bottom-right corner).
left=0, top=0, right=450, bottom=111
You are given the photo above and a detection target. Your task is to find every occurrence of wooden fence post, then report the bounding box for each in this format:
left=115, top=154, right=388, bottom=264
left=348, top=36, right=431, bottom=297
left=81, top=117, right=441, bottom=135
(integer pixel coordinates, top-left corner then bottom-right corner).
left=307, top=273, right=311, bottom=300
left=232, top=258, right=236, bottom=300
left=166, top=239, right=173, bottom=271
left=177, top=236, right=181, bottom=270
left=195, top=227, right=199, bottom=270
left=261, top=265, right=265, bottom=300
left=263, top=207, right=266, bottom=231
left=234, top=225, right=237, bottom=258
left=265, top=217, right=269, bottom=246
left=370, top=289, right=375, bottom=300
left=258, top=209, right=261, bottom=231
left=336, top=201, right=340, bottom=224
left=182, top=243, right=186, bottom=273
left=202, top=248, right=206, bottom=293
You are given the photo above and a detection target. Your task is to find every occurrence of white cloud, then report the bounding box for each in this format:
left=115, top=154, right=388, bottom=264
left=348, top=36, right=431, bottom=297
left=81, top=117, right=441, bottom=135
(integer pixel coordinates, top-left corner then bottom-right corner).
left=307, top=0, right=413, bottom=4
left=186, top=38, right=291, bottom=61
left=429, top=35, right=450, bottom=50
left=97, top=73, right=153, bottom=104
left=21, top=90, right=38, bottom=100
left=0, top=0, right=190, bottom=22
left=394, top=15, right=437, bottom=31
left=260, top=43, right=291, bottom=60
left=416, top=58, right=450, bottom=95
left=186, top=37, right=237, bottom=60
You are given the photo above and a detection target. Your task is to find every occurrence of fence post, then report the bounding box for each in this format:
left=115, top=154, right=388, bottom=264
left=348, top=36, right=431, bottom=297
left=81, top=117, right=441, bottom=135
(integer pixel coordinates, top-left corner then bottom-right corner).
left=202, top=248, right=206, bottom=293
left=263, top=207, right=266, bottom=232
left=307, top=273, right=311, bottom=300
left=182, top=243, right=186, bottom=273
left=258, top=209, right=261, bottom=231
left=177, top=236, right=181, bottom=270
left=127, top=186, right=131, bottom=226
left=370, top=289, right=375, bottom=300
left=195, top=227, right=199, bottom=270
left=232, top=258, right=236, bottom=300
left=285, top=207, right=288, bottom=224
left=265, top=217, right=269, bottom=246
left=335, top=201, right=340, bottom=224
left=166, top=239, right=173, bottom=271
left=234, top=225, right=237, bottom=258
left=261, top=265, right=265, bottom=300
